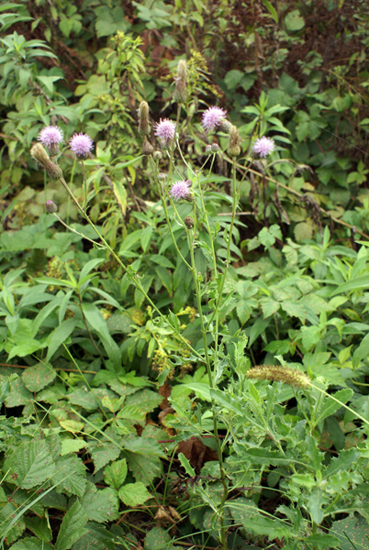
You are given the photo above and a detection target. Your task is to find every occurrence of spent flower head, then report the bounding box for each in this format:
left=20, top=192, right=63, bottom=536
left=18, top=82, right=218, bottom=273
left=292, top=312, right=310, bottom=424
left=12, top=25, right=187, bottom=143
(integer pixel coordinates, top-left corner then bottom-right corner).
left=46, top=200, right=58, bottom=213
left=38, top=126, right=63, bottom=148
left=245, top=365, right=311, bottom=389
left=154, top=119, right=176, bottom=144
left=31, top=144, right=63, bottom=180
left=173, top=59, right=187, bottom=104
left=170, top=180, right=191, bottom=201
left=202, top=106, right=227, bottom=133
left=69, top=133, right=94, bottom=157
left=252, top=136, right=276, bottom=158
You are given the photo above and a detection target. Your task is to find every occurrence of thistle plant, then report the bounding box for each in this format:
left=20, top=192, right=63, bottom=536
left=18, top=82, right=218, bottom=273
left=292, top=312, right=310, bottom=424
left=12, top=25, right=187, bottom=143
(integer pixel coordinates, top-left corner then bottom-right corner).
left=31, top=63, right=285, bottom=550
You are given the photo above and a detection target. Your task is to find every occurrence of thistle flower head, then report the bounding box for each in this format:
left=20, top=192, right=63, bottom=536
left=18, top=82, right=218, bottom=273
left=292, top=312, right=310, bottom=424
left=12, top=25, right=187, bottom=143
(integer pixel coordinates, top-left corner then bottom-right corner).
left=69, top=133, right=94, bottom=157
left=38, top=126, right=63, bottom=149
left=228, top=125, right=241, bottom=157
left=154, top=119, right=176, bottom=144
left=252, top=136, right=276, bottom=158
left=30, top=143, right=63, bottom=179
left=202, top=107, right=227, bottom=133
left=245, top=365, right=311, bottom=389
left=169, top=180, right=191, bottom=201
left=46, top=200, right=58, bottom=213
left=138, top=101, right=150, bottom=136
left=173, top=59, right=187, bottom=104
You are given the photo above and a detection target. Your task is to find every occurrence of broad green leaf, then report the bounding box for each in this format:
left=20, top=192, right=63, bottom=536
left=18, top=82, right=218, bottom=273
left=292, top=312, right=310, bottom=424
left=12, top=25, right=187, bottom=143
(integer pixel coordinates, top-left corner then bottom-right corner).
left=71, top=523, right=115, bottom=550
left=61, top=439, right=87, bottom=456
left=331, top=515, right=369, bottom=550
left=306, top=488, right=324, bottom=525
left=89, top=440, right=120, bottom=472
left=103, top=458, right=128, bottom=489
left=4, top=440, right=55, bottom=489
left=126, top=452, right=163, bottom=486
left=55, top=501, right=88, bottom=550
left=24, top=517, right=52, bottom=542
left=304, top=534, right=340, bottom=549
left=285, top=10, right=305, bottom=31
left=8, top=538, right=53, bottom=550
left=331, top=275, right=369, bottom=296
left=144, top=527, right=171, bottom=550
left=82, top=483, right=119, bottom=522
left=53, top=456, right=87, bottom=497
left=119, top=482, right=152, bottom=507
left=22, top=363, right=56, bottom=392
left=47, top=319, right=78, bottom=362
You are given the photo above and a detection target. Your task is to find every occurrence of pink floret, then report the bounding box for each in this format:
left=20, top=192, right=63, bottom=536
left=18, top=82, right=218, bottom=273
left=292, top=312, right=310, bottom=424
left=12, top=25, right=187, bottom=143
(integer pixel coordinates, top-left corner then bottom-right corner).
left=202, top=106, right=227, bottom=132
left=38, top=126, right=63, bottom=147
left=252, top=136, right=276, bottom=158
left=154, top=119, right=176, bottom=143
left=169, top=180, right=191, bottom=201
left=69, top=133, right=94, bottom=157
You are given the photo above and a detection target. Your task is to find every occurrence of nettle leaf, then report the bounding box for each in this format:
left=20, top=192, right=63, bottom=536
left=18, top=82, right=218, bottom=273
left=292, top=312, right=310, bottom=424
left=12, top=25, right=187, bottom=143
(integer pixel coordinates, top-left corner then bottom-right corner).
left=68, top=388, right=99, bottom=411
left=89, top=440, right=120, bottom=472
left=61, top=439, right=87, bottom=456
left=53, top=455, right=87, bottom=497
left=124, top=388, right=163, bottom=413
left=144, top=527, right=172, bottom=550
left=119, top=482, right=152, bottom=507
left=55, top=501, right=88, bottom=550
left=126, top=452, right=163, bottom=486
left=24, top=517, right=52, bottom=541
left=82, top=483, right=119, bottom=523
left=22, top=363, right=56, bottom=392
left=103, top=458, right=128, bottom=489
left=71, top=522, right=116, bottom=550
left=5, top=375, right=32, bottom=407
left=0, top=502, right=26, bottom=544
left=4, top=440, right=55, bottom=489
left=9, top=538, right=53, bottom=550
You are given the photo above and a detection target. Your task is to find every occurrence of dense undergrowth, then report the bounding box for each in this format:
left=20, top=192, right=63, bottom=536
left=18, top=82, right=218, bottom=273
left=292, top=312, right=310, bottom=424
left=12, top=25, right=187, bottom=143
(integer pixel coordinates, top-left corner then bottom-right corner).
left=1, top=1, right=369, bottom=549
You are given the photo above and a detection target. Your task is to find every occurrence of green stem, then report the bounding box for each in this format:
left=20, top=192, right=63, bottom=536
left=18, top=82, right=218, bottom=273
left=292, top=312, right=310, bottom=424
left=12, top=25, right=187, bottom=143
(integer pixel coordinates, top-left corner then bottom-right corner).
left=186, top=226, right=228, bottom=550
left=57, top=176, right=204, bottom=362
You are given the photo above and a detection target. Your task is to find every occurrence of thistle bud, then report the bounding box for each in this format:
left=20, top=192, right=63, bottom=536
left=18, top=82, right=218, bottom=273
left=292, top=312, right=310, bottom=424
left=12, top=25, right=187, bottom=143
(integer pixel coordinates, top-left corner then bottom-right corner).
left=142, top=139, right=154, bottom=155
left=173, top=59, right=187, bottom=104
left=211, top=143, right=220, bottom=152
left=31, top=143, right=63, bottom=179
left=49, top=143, right=60, bottom=157
left=219, top=119, right=233, bottom=133
left=184, top=216, right=194, bottom=229
left=46, top=200, right=58, bottom=213
left=138, top=101, right=150, bottom=136
left=228, top=125, right=241, bottom=157
left=153, top=151, right=163, bottom=161
left=205, top=144, right=212, bottom=155
left=158, top=173, right=167, bottom=182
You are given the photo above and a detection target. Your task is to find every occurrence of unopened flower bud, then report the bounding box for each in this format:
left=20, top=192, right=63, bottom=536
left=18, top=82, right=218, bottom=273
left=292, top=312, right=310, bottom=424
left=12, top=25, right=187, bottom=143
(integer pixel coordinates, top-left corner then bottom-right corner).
left=142, top=139, right=154, bottom=155
left=173, top=59, right=187, bottom=104
left=49, top=143, right=60, bottom=156
left=31, top=143, right=63, bottom=179
left=205, top=144, right=212, bottom=154
left=184, top=216, right=194, bottom=229
left=228, top=125, right=241, bottom=157
left=219, top=119, right=233, bottom=133
left=211, top=143, right=220, bottom=152
left=153, top=151, right=163, bottom=161
left=158, top=173, right=167, bottom=182
left=138, top=101, right=150, bottom=136
left=46, top=200, right=58, bottom=213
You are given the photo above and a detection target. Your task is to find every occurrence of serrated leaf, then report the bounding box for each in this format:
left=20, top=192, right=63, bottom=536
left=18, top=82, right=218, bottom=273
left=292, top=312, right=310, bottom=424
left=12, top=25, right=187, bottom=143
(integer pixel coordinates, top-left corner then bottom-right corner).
left=82, top=483, right=119, bottom=523
left=103, top=458, right=128, bottom=489
left=55, top=501, right=88, bottom=550
left=59, top=420, right=84, bottom=433
left=5, top=375, right=32, bottom=407
left=119, top=482, right=152, bottom=507
left=89, top=440, right=120, bottom=472
left=281, top=300, right=306, bottom=320
left=61, top=439, right=87, bottom=456
left=68, top=388, right=99, bottom=411
left=4, top=440, right=55, bottom=489
left=144, top=527, right=171, bottom=550
left=9, top=538, right=53, bottom=550
left=24, top=517, right=52, bottom=542
left=53, top=456, right=87, bottom=497
left=331, top=514, right=369, bottom=550
left=126, top=452, right=163, bottom=485
left=124, top=389, right=163, bottom=413
left=71, top=523, right=116, bottom=550
left=22, top=363, right=56, bottom=392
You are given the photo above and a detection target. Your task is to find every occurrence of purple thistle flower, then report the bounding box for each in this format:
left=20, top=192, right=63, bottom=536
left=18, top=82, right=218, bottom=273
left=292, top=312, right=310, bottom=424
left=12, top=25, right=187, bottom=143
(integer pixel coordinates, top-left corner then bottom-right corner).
left=38, top=126, right=63, bottom=148
left=252, top=136, right=276, bottom=158
left=154, top=119, right=176, bottom=144
left=202, top=106, right=227, bottom=132
left=170, top=180, right=191, bottom=201
left=69, top=133, right=94, bottom=157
